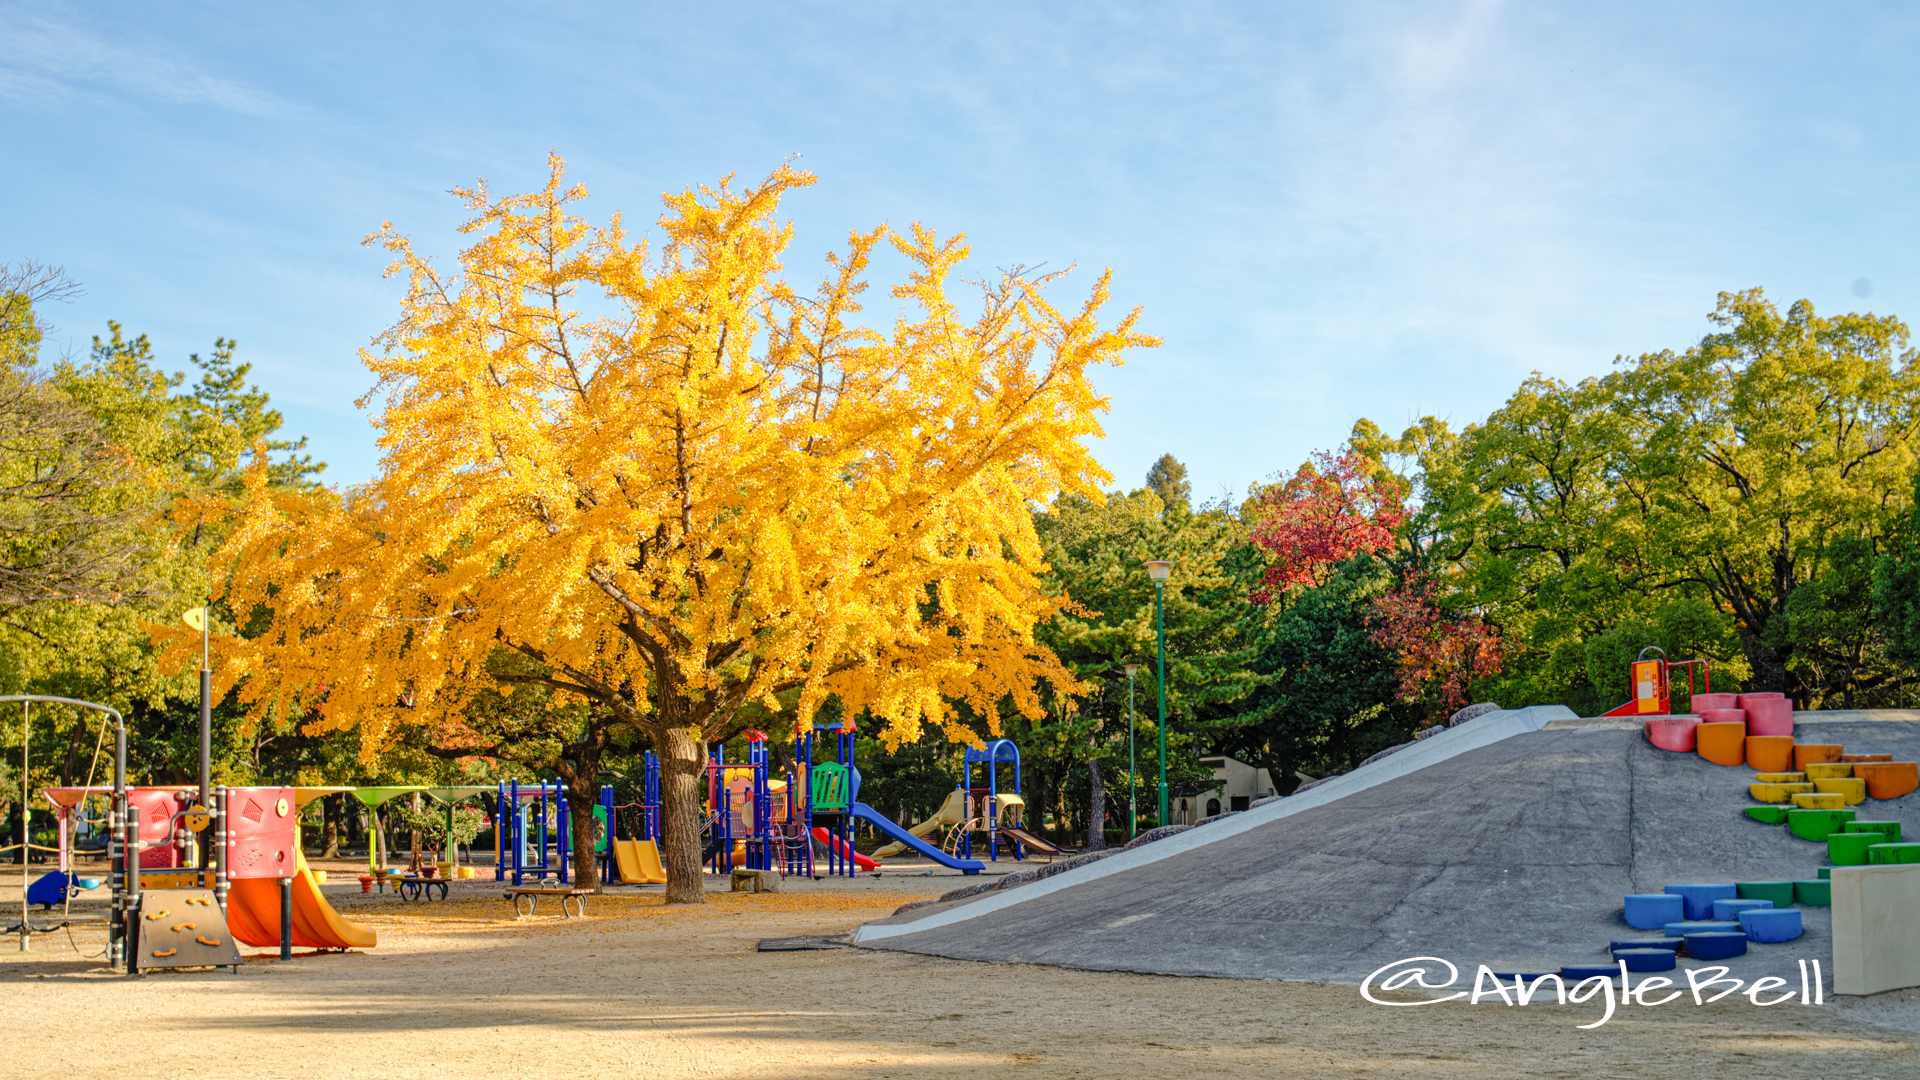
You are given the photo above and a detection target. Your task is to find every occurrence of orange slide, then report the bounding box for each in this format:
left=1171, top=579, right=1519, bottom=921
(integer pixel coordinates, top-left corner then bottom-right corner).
left=226, top=850, right=377, bottom=950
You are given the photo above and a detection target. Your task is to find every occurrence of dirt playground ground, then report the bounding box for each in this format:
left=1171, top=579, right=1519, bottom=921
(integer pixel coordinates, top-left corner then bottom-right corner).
left=4, top=858, right=1919, bottom=1079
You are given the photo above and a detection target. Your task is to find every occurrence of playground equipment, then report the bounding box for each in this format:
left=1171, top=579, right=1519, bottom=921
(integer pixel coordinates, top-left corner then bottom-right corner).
left=494, top=780, right=575, bottom=886
left=869, top=741, right=1067, bottom=862
left=1602, top=647, right=1711, bottom=717
left=794, top=718, right=984, bottom=876
left=706, top=731, right=783, bottom=875
left=606, top=752, right=666, bottom=885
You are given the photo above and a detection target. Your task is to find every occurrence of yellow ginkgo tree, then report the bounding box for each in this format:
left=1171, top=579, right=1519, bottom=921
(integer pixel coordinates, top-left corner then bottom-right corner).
left=197, top=156, right=1154, bottom=901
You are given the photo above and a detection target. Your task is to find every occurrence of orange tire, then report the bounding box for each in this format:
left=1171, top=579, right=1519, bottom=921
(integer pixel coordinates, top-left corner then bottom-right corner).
left=1745, top=736, right=1794, bottom=772
left=1793, top=744, right=1843, bottom=770
left=1696, top=722, right=1747, bottom=767
left=1854, top=762, right=1920, bottom=800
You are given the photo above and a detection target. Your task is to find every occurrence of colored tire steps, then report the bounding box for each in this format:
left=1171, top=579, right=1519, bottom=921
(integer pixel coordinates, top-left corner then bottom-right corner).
left=1644, top=716, right=1701, bottom=752
left=1614, top=949, right=1678, bottom=972
left=1623, top=894, right=1684, bottom=929
left=1840, top=754, right=1893, bottom=763
left=1610, top=938, right=1681, bottom=954
left=1847, top=820, right=1903, bottom=842
left=1741, top=696, right=1794, bottom=738
left=1753, top=771, right=1807, bottom=783
left=1791, top=792, right=1848, bottom=809
left=1684, top=932, right=1748, bottom=960
left=1794, top=744, right=1844, bottom=769
left=1787, top=808, right=1855, bottom=839
left=1663, top=883, right=1738, bottom=920
left=1827, top=831, right=1881, bottom=865
left=1562, top=965, right=1623, bottom=981
left=1750, top=782, right=1814, bottom=803
left=1696, top=722, right=1746, bottom=767
left=1813, top=777, right=1867, bottom=805
left=1805, top=762, right=1854, bottom=780
left=1745, top=735, right=1795, bottom=771
left=1867, top=842, right=1920, bottom=865
left=1663, top=920, right=1742, bottom=937
left=1738, top=908, right=1802, bottom=942
left=1735, top=881, right=1796, bottom=906
left=1711, top=898, right=1773, bottom=921
left=1853, top=762, right=1920, bottom=800
left=1794, top=880, right=1831, bottom=906
left=1745, top=806, right=1790, bottom=824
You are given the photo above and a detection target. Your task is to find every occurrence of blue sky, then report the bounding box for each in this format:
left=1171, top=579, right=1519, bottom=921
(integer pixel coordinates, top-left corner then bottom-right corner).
left=5, top=2, right=1919, bottom=501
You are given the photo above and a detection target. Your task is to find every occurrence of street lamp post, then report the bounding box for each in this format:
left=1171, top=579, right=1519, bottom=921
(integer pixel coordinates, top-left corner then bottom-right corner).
left=1124, top=663, right=1140, bottom=839
left=1144, top=560, right=1172, bottom=827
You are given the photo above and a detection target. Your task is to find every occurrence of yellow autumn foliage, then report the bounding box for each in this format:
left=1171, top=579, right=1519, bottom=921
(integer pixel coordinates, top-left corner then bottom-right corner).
left=177, top=156, right=1154, bottom=897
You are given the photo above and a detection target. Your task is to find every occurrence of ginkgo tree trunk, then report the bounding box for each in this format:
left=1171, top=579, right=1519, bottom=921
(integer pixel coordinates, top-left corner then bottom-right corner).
left=191, top=157, right=1153, bottom=903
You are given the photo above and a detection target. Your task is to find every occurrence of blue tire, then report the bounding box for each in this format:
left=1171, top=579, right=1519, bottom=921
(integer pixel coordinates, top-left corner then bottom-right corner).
left=1739, top=908, right=1804, bottom=943
left=1711, top=898, right=1774, bottom=921
left=1665, top=883, right=1738, bottom=920
left=1683, top=931, right=1748, bottom=960
left=1624, top=893, right=1685, bottom=929
left=1615, top=948, right=1678, bottom=972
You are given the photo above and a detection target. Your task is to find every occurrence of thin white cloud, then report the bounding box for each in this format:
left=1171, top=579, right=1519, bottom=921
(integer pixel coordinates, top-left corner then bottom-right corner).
left=0, top=10, right=292, bottom=117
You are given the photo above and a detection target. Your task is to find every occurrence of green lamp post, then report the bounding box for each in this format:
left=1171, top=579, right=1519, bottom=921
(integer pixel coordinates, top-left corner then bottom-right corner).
left=1124, top=662, right=1140, bottom=839
left=1144, top=559, right=1172, bottom=827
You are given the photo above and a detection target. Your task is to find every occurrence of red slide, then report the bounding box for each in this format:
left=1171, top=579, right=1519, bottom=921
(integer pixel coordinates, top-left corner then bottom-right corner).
left=811, top=827, right=878, bottom=870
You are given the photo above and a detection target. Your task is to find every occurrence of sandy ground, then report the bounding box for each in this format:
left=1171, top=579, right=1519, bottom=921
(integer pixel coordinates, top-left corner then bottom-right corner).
left=3, top=857, right=1918, bottom=1079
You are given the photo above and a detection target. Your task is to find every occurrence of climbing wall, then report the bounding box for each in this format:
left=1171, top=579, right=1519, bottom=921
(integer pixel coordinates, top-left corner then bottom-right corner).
left=134, top=889, right=241, bottom=971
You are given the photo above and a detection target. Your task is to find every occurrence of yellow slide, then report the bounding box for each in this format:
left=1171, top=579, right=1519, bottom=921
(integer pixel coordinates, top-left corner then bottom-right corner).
left=227, top=850, right=377, bottom=950
left=613, top=838, right=668, bottom=884
left=871, top=789, right=969, bottom=859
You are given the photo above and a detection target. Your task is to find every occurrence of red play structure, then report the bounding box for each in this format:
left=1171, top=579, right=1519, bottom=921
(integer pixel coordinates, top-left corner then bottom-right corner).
left=1601, top=646, right=1710, bottom=717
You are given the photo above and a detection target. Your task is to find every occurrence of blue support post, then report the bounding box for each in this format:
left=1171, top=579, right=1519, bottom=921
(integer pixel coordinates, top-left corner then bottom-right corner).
left=557, top=788, right=570, bottom=885
left=509, top=779, right=523, bottom=886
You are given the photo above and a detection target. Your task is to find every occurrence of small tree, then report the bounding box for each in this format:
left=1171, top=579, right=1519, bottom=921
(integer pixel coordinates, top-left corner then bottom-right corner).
left=1247, top=448, right=1407, bottom=603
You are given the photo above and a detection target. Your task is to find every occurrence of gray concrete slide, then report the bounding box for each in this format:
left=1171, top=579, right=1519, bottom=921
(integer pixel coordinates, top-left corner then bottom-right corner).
left=855, top=710, right=1920, bottom=985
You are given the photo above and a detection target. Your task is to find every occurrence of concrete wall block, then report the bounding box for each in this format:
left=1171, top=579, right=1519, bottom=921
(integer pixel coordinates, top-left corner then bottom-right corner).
left=1832, top=864, right=1920, bottom=995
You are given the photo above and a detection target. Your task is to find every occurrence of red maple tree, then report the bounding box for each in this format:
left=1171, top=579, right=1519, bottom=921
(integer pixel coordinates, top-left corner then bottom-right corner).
left=1248, top=448, right=1408, bottom=603
left=1368, top=572, right=1505, bottom=724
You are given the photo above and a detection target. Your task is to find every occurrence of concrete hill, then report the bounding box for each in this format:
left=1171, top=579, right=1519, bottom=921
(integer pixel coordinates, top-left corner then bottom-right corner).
left=854, top=711, right=1920, bottom=984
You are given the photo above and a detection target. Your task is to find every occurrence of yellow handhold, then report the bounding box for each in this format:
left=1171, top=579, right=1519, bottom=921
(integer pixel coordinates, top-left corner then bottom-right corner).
left=1791, top=792, right=1848, bottom=809
left=144, top=910, right=170, bottom=921
left=1805, top=763, right=1854, bottom=780
left=1813, top=777, right=1867, bottom=805
left=1753, top=772, right=1807, bottom=783
left=170, top=922, right=197, bottom=932
left=188, top=897, right=210, bottom=906
left=196, top=937, right=222, bottom=947
left=1750, top=782, right=1816, bottom=803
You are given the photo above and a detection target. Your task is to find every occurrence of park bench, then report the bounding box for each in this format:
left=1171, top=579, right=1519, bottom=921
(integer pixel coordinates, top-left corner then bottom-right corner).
left=502, top=887, right=593, bottom=918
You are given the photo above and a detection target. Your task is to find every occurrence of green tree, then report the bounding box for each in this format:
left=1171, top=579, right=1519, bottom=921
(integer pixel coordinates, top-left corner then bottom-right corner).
left=1030, top=470, right=1261, bottom=842
left=1224, top=554, right=1421, bottom=791
left=1371, top=289, right=1918, bottom=712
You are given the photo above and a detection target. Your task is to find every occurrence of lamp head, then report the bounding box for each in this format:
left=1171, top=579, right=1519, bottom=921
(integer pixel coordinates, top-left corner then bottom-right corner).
left=1124, top=663, right=1141, bottom=677
left=1144, top=559, right=1172, bottom=582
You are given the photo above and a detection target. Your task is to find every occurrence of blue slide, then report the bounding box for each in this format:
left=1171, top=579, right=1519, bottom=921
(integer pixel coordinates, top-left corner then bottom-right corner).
left=849, top=802, right=983, bottom=874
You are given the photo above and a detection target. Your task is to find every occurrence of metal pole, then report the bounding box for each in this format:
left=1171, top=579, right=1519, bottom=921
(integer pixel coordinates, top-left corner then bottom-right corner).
left=19, top=701, right=28, bottom=952
left=213, top=786, right=228, bottom=914
left=1127, top=669, right=1137, bottom=840
left=1156, top=578, right=1169, bottom=829
left=109, top=720, right=126, bottom=970
left=199, top=606, right=211, bottom=869
left=279, top=876, right=293, bottom=961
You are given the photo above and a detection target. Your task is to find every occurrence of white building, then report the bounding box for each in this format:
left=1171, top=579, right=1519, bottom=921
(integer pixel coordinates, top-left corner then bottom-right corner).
left=1171, top=756, right=1277, bottom=825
